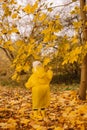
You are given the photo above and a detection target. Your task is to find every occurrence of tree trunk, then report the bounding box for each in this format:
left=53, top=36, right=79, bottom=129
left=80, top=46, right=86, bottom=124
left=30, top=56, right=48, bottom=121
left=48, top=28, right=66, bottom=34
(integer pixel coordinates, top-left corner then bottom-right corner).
left=79, top=54, right=87, bottom=100
left=79, top=0, right=87, bottom=100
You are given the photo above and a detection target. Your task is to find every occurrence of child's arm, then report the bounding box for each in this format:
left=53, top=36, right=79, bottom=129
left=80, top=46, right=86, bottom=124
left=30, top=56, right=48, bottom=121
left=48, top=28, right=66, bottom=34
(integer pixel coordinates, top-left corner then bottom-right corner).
left=25, top=76, right=33, bottom=89
left=47, top=69, right=53, bottom=82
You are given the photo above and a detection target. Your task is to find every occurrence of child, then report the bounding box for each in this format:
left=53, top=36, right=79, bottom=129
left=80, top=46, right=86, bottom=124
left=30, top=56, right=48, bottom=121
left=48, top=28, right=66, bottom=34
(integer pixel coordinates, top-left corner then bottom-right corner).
left=25, top=61, right=53, bottom=119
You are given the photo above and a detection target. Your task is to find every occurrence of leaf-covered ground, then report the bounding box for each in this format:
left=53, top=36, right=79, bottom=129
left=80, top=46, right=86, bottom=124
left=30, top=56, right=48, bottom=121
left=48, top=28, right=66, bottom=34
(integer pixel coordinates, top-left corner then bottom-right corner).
left=0, top=86, right=87, bottom=130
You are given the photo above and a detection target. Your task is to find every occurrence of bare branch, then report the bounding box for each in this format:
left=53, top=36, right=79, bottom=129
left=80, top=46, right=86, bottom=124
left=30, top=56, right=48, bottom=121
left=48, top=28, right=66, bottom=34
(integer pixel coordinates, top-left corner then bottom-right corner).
left=0, top=46, right=14, bottom=62
left=41, top=1, right=76, bottom=11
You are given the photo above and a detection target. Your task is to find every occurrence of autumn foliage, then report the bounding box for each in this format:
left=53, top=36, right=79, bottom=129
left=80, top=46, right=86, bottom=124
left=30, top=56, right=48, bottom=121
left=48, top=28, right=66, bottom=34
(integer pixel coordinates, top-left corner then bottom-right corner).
left=0, top=0, right=86, bottom=81
left=0, top=86, right=87, bottom=130
left=0, top=0, right=87, bottom=129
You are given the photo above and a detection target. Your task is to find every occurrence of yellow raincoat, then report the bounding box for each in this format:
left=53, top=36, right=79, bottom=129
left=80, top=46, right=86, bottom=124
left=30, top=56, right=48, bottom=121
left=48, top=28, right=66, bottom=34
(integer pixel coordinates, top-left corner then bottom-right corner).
left=25, top=66, right=53, bottom=109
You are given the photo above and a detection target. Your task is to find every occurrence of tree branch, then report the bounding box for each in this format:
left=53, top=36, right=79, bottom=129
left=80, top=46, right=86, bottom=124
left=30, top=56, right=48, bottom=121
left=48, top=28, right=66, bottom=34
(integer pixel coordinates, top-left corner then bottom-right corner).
left=41, top=1, right=76, bottom=11
left=0, top=46, right=13, bottom=62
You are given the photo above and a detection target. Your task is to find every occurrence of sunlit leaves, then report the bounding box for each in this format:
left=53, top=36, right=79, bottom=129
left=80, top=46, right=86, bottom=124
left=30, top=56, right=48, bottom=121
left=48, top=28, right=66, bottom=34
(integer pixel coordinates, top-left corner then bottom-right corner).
left=54, top=127, right=64, bottom=130
left=11, top=13, right=18, bottom=19
left=15, top=64, right=23, bottom=73
left=2, top=3, right=11, bottom=16
left=23, top=63, right=30, bottom=72
left=0, top=118, right=17, bottom=129
left=32, top=1, right=38, bottom=12
left=71, top=35, right=79, bottom=44
left=43, top=57, right=51, bottom=66
left=70, top=6, right=80, bottom=15
left=39, top=13, right=47, bottom=21
left=23, top=4, right=32, bottom=14
left=4, top=40, right=15, bottom=51
left=23, top=1, right=38, bottom=14
left=11, top=72, right=18, bottom=80
left=73, top=21, right=82, bottom=31
left=10, top=0, right=17, bottom=4
left=15, top=40, right=24, bottom=47
left=10, top=26, right=19, bottom=33
left=62, top=46, right=82, bottom=64
left=41, top=28, right=51, bottom=34
left=1, top=0, right=83, bottom=82
left=2, top=29, right=7, bottom=34
left=48, top=8, right=53, bottom=12
left=20, top=118, right=30, bottom=125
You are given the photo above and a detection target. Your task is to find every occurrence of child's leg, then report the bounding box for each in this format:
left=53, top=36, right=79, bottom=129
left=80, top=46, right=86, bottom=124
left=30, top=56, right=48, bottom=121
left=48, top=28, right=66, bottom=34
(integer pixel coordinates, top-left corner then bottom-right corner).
left=31, top=109, right=43, bottom=120
left=33, top=109, right=38, bottom=117
left=41, top=108, right=46, bottom=118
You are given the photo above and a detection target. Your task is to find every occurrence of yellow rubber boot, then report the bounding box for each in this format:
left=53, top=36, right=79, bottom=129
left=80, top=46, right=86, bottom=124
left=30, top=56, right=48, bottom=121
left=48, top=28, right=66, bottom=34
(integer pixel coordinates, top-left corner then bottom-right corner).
left=33, top=110, right=38, bottom=117
left=31, top=110, right=42, bottom=120
left=41, top=110, right=46, bottom=118
left=30, top=110, right=38, bottom=119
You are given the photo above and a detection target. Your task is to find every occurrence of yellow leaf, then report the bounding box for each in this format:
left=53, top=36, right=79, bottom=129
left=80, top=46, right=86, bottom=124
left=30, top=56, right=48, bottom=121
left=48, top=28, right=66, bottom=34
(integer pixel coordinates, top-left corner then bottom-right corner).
left=80, top=125, right=85, bottom=130
left=43, top=57, right=51, bottom=66
left=48, top=8, right=53, bottom=12
left=4, top=40, right=12, bottom=47
left=16, top=76, right=21, bottom=82
left=10, top=0, right=17, bottom=4
left=12, top=13, right=18, bottom=19
left=51, top=35, right=57, bottom=41
left=43, top=35, right=50, bottom=42
left=7, top=118, right=16, bottom=124
left=16, top=65, right=22, bottom=72
left=2, top=29, right=7, bottom=34
left=23, top=65, right=30, bottom=72
left=24, top=1, right=38, bottom=14
left=54, top=127, right=64, bottom=130
left=55, top=15, right=60, bottom=19
left=23, top=4, right=31, bottom=14
left=20, top=118, right=30, bottom=125
left=39, top=14, right=47, bottom=21
left=32, top=53, right=40, bottom=59
left=31, top=1, right=38, bottom=12
left=4, top=40, right=14, bottom=51
left=7, top=118, right=17, bottom=130
left=30, top=38, right=35, bottom=43
left=18, top=107, right=25, bottom=115
left=73, top=21, right=82, bottom=29
left=70, top=6, right=80, bottom=15
left=12, top=73, right=17, bottom=80
left=43, top=19, right=49, bottom=25
left=8, top=45, right=15, bottom=51
left=71, top=36, right=78, bottom=44
left=37, top=44, right=42, bottom=52
left=32, top=124, right=42, bottom=129
left=11, top=27, right=19, bottom=33
left=15, top=40, right=24, bottom=46
left=41, top=28, right=51, bottom=34
left=2, top=3, right=7, bottom=9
